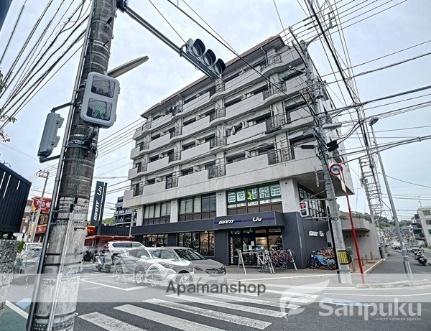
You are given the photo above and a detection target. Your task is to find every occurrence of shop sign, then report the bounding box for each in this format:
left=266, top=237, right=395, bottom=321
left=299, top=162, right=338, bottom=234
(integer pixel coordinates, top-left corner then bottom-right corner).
left=252, top=217, right=262, bottom=223
left=218, top=219, right=235, bottom=225
left=309, top=230, right=319, bottom=237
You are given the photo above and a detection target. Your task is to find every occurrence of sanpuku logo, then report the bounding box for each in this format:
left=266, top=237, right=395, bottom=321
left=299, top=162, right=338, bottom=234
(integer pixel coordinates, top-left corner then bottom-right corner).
left=320, top=299, right=422, bottom=321
left=252, top=216, right=263, bottom=222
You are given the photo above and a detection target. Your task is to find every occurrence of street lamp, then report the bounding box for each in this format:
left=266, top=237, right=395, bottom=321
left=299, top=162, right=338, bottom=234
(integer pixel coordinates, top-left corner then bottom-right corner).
left=369, top=117, right=413, bottom=278
left=107, top=55, right=149, bottom=78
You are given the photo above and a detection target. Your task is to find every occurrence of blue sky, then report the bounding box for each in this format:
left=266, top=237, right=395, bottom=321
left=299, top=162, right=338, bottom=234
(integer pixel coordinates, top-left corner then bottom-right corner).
left=1, top=0, right=431, bottom=220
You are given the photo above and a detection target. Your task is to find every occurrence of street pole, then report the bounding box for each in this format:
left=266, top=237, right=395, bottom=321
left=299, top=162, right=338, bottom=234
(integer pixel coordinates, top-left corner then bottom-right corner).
left=289, top=30, right=351, bottom=283
left=30, top=170, right=50, bottom=243
left=28, top=1, right=116, bottom=330
left=369, top=118, right=413, bottom=278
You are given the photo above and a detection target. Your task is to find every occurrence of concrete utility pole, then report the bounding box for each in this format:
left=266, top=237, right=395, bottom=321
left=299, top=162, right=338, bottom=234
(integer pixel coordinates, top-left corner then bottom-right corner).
left=369, top=117, right=412, bottom=278
left=29, top=170, right=49, bottom=243
left=289, top=30, right=352, bottom=284
left=28, top=0, right=116, bottom=330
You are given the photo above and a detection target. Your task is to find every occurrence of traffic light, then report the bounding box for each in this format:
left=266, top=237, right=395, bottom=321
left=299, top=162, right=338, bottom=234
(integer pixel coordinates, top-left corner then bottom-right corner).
left=38, top=112, right=64, bottom=159
left=80, top=72, right=120, bottom=128
left=185, top=39, right=226, bottom=78
left=299, top=200, right=309, bottom=217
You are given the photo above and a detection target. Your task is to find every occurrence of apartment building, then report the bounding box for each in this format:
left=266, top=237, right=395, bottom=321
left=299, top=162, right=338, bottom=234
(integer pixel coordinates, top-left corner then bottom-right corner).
left=416, top=208, right=431, bottom=246
left=123, top=35, right=353, bottom=267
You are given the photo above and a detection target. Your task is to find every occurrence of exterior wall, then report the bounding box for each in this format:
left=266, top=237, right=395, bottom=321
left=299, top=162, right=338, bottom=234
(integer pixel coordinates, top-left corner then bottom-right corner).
left=418, top=208, right=431, bottom=246
left=0, top=239, right=18, bottom=315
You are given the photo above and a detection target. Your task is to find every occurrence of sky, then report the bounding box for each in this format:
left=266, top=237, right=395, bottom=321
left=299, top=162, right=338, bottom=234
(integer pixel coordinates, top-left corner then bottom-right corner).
left=1, top=0, right=431, bottom=221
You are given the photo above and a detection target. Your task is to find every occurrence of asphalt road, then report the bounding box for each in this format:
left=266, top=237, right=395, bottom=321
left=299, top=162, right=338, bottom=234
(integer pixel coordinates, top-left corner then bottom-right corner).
left=4, top=251, right=430, bottom=331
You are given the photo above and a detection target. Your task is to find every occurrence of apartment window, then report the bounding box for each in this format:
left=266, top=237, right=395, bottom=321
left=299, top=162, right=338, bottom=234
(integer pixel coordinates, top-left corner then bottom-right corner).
left=136, top=162, right=142, bottom=173
left=249, top=112, right=271, bottom=125
left=298, top=185, right=326, bottom=218
left=426, top=220, right=431, bottom=225
left=147, top=178, right=155, bottom=185
left=143, top=202, right=171, bottom=225
left=179, top=194, right=216, bottom=221
left=182, top=142, right=196, bottom=150
left=226, top=153, right=245, bottom=164
left=183, top=117, right=196, bottom=126
left=227, top=183, right=282, bottom=215
left=181, top=168, right=193, bottom=176
left=250, top=84, right=269, bottom=95
left=149, top=155, right=159, bottom=162
left=151, top=133, right=161, bottom=140
left=423, top=210, right=431, bottom=216
left=178, top=231, right=214, bottom=256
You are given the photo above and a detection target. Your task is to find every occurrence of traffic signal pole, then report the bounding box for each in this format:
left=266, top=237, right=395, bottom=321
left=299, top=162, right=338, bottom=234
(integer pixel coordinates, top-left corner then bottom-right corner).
left=27, top=0, right=116, bottom=330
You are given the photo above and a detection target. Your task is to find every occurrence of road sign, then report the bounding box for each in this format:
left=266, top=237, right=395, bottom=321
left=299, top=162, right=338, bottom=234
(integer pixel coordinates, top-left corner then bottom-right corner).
left=329, top=163, right=343, bottom=176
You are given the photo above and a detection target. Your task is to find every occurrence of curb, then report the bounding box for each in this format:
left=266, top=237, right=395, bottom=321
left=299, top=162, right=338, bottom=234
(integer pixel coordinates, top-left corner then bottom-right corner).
left=356, top=279, right=430, bottom=288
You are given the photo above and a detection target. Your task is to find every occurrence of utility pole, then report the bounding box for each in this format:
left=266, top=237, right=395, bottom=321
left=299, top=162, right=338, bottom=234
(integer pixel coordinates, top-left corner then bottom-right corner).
left=369, top=117, right=412, bottom=278
left=27, top=1, right=116, bottom=330
left=29, top=170, right=49, bottom=243
left=289, top=30, right=351, bottom=283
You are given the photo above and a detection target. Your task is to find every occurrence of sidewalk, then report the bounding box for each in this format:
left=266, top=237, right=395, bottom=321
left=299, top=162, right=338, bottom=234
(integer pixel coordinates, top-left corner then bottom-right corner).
left=0, top=303, right=27, bottom=331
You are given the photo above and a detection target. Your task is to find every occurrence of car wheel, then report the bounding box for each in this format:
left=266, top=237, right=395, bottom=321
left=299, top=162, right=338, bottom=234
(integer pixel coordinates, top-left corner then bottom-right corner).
left=176, top=272, right=193, bottom=286
left=135, top=269, right=146, bottom=285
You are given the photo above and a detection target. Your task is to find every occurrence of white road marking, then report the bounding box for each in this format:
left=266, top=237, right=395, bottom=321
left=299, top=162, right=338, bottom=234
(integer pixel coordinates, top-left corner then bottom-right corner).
left=114, top=304, right=226, bottom=331
left=5, top=301, right=28, bottom=319
left=236, top=274, right=335, bottom=282
left=145, top=298, right=271, bottom=330
left=208, top=293, right=299, bottom=309
left=80, top=278, right=146, bottom=291
left=79, top=312, right=146, bottom=331
left=168, top=295, right=287, bottom=318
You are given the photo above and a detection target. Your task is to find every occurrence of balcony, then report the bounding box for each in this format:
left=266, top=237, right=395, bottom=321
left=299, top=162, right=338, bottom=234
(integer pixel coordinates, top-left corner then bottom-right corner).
left=209, top=137, right=227, bottom=149
left=267, top=148, right=293, bottom=165
left=130, top=143, right=149, bottom=159
left=226, top=155, right=268, bottom=177
left=285, top=74, right=308, bottom=95
left=143, top=181, right=165, bottom=196
left=182, top=141, right=210, bottom=161
left=227, top=121, right=267, bottom=145
left=266, top=114, right=288, bottom=133
left=128, top=167, right=138, bottom=180
left=178, top=170, right=208, bottom=187
left=165, top=176, right=178, bottom=189
left=149, top=133, right=170, bottom=150
left=208, top=164, right=226, bottom=179
left=224, top=68, right=261, bottom=93
left=181, top=116, right=210, bottom=137
left=263, top=81, right=286, bottom=100
left=151, top=113, right=173, bottom=130
left=342, top=216, right=371, bottom=232
left=132, top=122, right=150, bottom=140
left=183, top=91, right=210, bottom=114
left=288, top=106, right=313, bottom=128
left=225, top=93, right=264, bottom=120
left=209, top=106, right=226, bottom=123
left=147, top=157, right=169, bottom=173
left=260, top=51, right=302, bottom=76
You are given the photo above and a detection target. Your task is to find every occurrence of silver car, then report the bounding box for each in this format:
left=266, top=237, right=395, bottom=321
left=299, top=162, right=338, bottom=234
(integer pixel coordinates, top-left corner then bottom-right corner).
left=148, top=247, right=227, bottom=284
left=112, top=247, right=194, bottom=286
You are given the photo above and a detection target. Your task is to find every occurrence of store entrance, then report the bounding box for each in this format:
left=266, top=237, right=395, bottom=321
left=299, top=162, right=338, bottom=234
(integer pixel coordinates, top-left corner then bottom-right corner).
left=229, top=227, right=283, bottom=265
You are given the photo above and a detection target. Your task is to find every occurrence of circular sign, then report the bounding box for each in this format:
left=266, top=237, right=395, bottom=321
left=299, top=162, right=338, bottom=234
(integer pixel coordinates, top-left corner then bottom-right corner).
left=329, top=163, right=343, bottom=176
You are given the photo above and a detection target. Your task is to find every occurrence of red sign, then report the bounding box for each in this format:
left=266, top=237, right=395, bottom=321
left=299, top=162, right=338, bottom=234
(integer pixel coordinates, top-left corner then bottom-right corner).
left=31, top=197, right=52, bottom=214
left=87, top=225, right=97, bottom=236
left=36, top=224, right=47, bottom=234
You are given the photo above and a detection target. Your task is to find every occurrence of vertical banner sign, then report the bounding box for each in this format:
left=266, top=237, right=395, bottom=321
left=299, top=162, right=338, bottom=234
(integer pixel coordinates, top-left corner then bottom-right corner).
left=90, top=181, right=107, bottom=226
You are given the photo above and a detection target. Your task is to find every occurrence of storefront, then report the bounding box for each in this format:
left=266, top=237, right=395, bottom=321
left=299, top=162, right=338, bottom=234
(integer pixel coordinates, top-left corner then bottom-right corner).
left=132, top=210, right=328, bottom=268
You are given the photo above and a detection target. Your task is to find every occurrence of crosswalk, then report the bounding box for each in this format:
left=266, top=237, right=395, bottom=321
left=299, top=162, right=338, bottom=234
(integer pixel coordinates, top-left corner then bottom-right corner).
left=78, top=293, right=297, bottom=331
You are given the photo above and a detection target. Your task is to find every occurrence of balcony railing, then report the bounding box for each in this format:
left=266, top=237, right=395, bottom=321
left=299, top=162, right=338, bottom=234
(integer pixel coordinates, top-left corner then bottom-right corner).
left=267, top=147, right=293, bottom=165
left=260, top=54, right=282, bottom=71
left=168, top=151, right=181, bottom=162
left=133, top=184, right=143, bottom=197
left=266, top=113, right=288, bottom=132
left=208, top=164, right=226, bottom=179
left=165, top=176, right=178, bottom=189
left=209, top=137, right=227, bottom=149
left=169, top=126, right=182, bottom=138
left=209, top=106, right=226, bottom=122
left=263, top=81, right=286, bottom=100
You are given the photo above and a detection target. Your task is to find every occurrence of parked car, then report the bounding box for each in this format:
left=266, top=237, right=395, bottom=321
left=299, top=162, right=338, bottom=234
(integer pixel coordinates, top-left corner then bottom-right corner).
left=148, top=247, right=227, bottom=284
left=112, top=247, right=194, bottom=286
left=107, top=241, right=144, bottom=254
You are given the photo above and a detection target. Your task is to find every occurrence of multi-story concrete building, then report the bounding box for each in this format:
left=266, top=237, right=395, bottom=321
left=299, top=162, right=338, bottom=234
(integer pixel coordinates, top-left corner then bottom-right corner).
left=416, top=208, right=431, bottom=246
left=113, top=196, right=135, bottom=227
left=123, top=35, right=353, bottom=267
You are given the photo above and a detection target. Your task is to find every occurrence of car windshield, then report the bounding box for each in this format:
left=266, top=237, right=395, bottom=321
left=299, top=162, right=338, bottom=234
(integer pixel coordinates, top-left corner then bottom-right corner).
left=126, top=248, right=150, bottom=259
left=174, top=249, right=206, bottom=261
